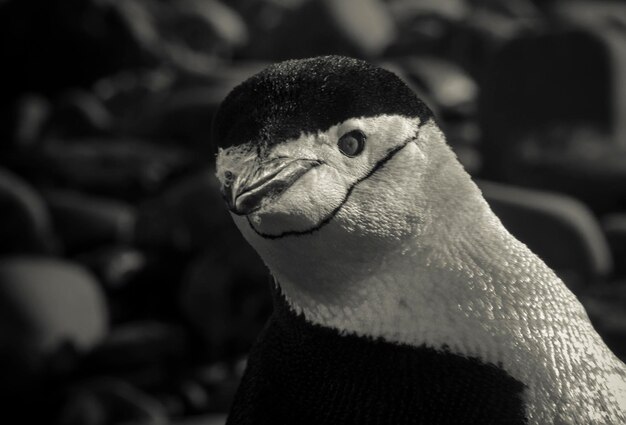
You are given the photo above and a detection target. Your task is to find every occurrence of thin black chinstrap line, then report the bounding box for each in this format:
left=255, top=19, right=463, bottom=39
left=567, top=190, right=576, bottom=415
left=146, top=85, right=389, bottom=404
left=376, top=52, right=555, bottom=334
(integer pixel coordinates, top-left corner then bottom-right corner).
left=247, top=125, right=424, bottom=240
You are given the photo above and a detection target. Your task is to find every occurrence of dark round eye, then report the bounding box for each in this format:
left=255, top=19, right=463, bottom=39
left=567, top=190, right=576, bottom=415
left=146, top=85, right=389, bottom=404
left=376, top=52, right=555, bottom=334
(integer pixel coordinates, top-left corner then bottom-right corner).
left=338, top=130, right=366, bottom=157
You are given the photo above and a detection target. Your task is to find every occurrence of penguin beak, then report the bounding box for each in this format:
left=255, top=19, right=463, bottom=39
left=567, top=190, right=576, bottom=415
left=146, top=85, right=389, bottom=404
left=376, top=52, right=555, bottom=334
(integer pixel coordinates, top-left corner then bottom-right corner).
left=224, top=157, right=321, bottom=215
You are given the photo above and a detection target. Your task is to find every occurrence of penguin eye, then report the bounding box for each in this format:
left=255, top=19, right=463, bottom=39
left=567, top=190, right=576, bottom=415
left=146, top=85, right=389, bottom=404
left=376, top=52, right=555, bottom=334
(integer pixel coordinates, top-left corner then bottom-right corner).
left=337, top=130, right=366, bottom=157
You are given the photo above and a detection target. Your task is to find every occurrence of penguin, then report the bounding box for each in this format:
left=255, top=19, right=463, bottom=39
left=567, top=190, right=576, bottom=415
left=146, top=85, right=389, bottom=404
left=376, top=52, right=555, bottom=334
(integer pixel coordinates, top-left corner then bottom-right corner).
left=213, top=56, right=626, bottom=425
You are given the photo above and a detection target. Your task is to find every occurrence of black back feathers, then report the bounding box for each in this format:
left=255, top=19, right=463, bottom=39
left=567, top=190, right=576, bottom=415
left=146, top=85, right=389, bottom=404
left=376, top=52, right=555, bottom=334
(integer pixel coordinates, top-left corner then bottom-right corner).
left=214, top=56, right=432, bottom=151
left=226, top=290, right=527, bottom=425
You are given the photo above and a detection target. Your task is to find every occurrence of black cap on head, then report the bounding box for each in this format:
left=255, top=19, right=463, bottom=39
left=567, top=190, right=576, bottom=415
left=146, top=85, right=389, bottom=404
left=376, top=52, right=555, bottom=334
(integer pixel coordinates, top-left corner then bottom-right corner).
left=214, top=56, right=432, bottom=151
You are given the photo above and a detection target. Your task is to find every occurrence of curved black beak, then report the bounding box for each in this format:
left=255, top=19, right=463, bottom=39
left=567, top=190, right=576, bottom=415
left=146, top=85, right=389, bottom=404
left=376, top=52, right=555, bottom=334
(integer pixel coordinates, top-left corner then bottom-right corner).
left=223, top=158, right=321, bottom=215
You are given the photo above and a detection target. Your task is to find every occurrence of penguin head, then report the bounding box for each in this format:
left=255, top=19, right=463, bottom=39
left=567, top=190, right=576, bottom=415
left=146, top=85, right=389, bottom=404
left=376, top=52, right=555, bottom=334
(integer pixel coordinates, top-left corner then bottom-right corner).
left=215, top=56, right=480, bottom=289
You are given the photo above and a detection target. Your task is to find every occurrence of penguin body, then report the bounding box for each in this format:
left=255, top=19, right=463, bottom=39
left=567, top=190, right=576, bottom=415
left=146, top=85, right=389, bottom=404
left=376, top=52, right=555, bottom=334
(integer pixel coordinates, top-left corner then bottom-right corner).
left=214, top=56, right=626, bottom=424
left=227, top=289, right=526, bottom=425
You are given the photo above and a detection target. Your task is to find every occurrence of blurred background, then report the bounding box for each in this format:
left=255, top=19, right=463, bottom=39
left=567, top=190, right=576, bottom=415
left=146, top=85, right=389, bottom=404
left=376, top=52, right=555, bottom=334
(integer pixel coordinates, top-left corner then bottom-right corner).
left=1, top=0, right=625, bottom=423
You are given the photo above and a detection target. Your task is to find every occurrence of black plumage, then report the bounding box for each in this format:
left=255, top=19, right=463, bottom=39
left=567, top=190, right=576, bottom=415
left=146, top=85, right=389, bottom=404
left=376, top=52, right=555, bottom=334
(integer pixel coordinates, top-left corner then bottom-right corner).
left=227, top=289, right=527, bottom=425
left=214, top=56, right=432, bottom=152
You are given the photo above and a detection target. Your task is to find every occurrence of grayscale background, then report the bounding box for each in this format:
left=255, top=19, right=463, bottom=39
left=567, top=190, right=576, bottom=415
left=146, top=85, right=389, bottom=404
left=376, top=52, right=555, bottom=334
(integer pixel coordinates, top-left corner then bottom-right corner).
left=0, top=0, right=625, bottom=424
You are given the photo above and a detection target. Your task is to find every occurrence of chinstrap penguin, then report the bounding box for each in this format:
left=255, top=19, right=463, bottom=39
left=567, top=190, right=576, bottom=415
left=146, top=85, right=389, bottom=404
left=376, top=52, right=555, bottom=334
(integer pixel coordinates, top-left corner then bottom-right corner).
left=214, top=56, right=626, bottom=424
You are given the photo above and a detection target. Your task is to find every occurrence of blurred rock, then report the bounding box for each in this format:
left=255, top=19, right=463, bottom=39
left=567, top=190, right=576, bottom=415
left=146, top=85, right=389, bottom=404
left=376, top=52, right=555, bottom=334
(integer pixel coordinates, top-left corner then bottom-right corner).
left=8, top=138, right=197, bottom=201
left=603, top=214, right=626, bottom=279
left=0, top=0, right=157, bottom=103
left=12, top=94, right=52, bottom=149
left=385, top=0, right=468, bottom=60
left=388, top=0, right=468, bottom=24
left=135, top=169, right=223, bottom=253
left=189, top=362, right=243, bottom=413
left=241, top=0, right=397, bottom=59
left=109, top=0, right=247, bottom=75
left=125, top=85, right=225, bottom=153
left=551, top=0, right=626, bottom=29
left=168, top=169, right=271, bottom=359
left=176, top=0, right=248, bottom=53
left=176, top=379, right=211, bottom=414
left=0, top=256, right=109, bottom=412
left=0, top=167, right=60, bottom=255
left=134, top=169, right=272, bottom=354
left=550, top=1, right=626, bottom=146
left=179, top=246, right=271, bottom=361
left=468, top=0, right=542, bottom=39
left=480, top=19, right=626, bottom=212
left=58, top=378, right=168, bottom=425
left=0, top=0, right=246, bottom=112
left=77, top=246, right=147, bottom=292
left=82, top=322, right=186, bottom=386
left=400, top=57, right=477, bottom=112
left=0, top=257, right=109, bottom=354
left=44, top=189, right=136, bottom=254
left=94, top=69, right=177, bottom=105
left=92, top=63, right=267, bottom=152
left=387, top=0, right=544, bottom=78
left=48, top=90, right=114, bottom=139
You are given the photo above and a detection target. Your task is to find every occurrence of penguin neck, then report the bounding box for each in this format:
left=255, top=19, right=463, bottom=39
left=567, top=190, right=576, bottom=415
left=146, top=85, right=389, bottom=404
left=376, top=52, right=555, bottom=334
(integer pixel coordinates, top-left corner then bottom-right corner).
left=273, top=204, right=582, bottom=357
left=268, top=155, right=586, bottom=362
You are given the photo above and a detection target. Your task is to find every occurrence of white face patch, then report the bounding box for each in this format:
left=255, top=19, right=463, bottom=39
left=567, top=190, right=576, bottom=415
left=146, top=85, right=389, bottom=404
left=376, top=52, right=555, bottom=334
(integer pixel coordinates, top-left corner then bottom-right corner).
left=215, top=115, right=422, bottom=237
